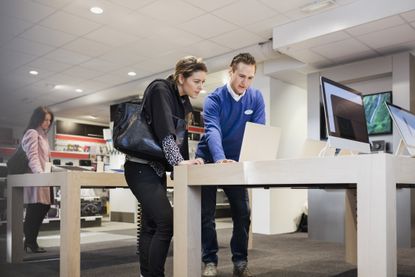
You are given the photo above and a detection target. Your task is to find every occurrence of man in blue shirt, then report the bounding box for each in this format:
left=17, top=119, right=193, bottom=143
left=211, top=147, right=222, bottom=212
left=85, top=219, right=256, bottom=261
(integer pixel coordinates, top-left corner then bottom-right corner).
left=196, top=53, right=265, bottom=277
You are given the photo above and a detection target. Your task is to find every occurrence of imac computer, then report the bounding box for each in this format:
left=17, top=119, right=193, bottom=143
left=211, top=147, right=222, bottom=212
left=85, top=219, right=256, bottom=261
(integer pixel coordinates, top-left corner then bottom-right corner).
left=320, top=76, right=371, bottom=154
left=385, top=103, right=415, bottom=157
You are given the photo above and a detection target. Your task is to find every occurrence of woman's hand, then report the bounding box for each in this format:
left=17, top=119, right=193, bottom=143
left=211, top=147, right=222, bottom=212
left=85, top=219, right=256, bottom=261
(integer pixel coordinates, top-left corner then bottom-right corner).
left=179, top=158, right=204, bottom=166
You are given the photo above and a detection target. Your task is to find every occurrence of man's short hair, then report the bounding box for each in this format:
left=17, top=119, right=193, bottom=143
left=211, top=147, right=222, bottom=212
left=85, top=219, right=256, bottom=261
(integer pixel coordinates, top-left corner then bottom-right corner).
left=230, top=53, right=256, bottom=72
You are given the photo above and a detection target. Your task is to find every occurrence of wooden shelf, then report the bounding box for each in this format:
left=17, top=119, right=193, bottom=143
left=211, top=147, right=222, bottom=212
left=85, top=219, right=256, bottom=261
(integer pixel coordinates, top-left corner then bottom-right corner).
left=51, top=151, right=89, bottom=159
left=55, top=134, right=106, bottom=144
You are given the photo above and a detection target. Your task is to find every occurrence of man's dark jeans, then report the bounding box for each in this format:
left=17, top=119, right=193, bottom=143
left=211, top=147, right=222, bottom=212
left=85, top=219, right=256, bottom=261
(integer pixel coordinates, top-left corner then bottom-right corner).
left=201, top=186, right=250, bottom=266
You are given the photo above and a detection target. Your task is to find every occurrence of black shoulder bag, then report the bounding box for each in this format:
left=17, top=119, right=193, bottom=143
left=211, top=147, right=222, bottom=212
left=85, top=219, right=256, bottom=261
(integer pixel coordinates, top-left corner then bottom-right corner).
left=7, top=145, right=29, bottom=175
left=113, top=80, right=187, bottom=162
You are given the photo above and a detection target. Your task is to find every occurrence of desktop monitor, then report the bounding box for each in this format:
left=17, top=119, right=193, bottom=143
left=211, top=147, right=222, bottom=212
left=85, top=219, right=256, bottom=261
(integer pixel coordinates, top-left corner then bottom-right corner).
left=320, top=76, right=371, bottom=153
left=385, top=103, right=415, bottom=155
left=362, top=91, right=392, bottom=136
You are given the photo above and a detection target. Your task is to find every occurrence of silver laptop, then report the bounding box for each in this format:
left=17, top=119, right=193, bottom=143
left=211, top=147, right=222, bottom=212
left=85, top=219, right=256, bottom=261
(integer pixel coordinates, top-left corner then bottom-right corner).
left=239, top=122, right=281, bottom=162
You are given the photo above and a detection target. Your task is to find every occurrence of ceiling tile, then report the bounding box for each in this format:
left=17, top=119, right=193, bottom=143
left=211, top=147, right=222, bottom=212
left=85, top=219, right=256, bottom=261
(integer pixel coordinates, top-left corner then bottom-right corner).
left=107, top=11, right=161, bottom=38
left=62, top=38, right=112, bottom=57
left=0, top=0, right=55, bottom=23
left=183, top=0, right=238, bottom=12
left=139, top=0, right=205, bottom=23
left=115, top=64, right=153, bottom=79
left=312, top=38, right=374, bottom=60
left=91, top=72, right=135, bottom=86
left=84, top=26, right=139, bottom=47
left=0, top=15, right=33, bottom=36
left=346, top=16, right=405, bottom=37
left=133, top=59, right=171, bottom=75
left=210, top=29, right=264, bottom=50
left=213, top=0, right=277, bottom=27
left=75, top=80, right=112, bottom=93
left=108, top=0, right=154, bottom=10
left=2, top=37, right=54, bottom=56
left=179, top=14, right=238, bottom=39
left=182, top=40, right=232, bottom=59
left=245, top=14, right=290, bottom=39
left=4, top=66, right=56, bottom=82
left=39, top=11, right=102, bottom=36
left=401, top=9, right=415, bottom=22
left=28, top=58, right=73, bottom=72
left=100, top=46, right=147, bottom=66
left=44, top=49, right=92, bottom=65
left=61, top=66, right=104, bottom=80
left=20, top=25, right=76, bottom=47
left=33, top=0, right=72, bottom=9
left=153, top=27, right=203, bottom=47
left=259, top=0, right=310, bottom=13
left=44, top=73, right=86, bottom=86
left=357, top=24, right=415, bottom=49
left=63, top=0, right=133, bottom=25
left=80, top=58, right=123, bottom=73
left=0, top=32, right=15, bottom=48
left=0, top=50, right=36, bottom=73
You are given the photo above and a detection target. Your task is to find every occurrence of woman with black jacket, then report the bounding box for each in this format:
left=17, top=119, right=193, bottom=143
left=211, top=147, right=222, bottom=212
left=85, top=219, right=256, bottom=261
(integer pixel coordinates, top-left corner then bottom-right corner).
left=124, top=56, right=207, bottom=277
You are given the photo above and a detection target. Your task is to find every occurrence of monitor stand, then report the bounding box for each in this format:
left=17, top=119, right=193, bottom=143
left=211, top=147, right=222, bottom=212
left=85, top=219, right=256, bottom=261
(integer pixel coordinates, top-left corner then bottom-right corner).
left=395, top=139, right=415, bottom=157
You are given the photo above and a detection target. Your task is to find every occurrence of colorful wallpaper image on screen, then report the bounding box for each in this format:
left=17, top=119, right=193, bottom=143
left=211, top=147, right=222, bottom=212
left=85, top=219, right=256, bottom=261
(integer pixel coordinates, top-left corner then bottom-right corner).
left=363, top=91, right=392, bottom=135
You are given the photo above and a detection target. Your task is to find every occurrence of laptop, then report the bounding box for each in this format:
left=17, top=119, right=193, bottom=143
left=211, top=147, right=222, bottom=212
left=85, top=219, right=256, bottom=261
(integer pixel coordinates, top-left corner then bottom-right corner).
left=385, top=103, right=415, bottom=157
left=239, top=122, right=281, bottom=162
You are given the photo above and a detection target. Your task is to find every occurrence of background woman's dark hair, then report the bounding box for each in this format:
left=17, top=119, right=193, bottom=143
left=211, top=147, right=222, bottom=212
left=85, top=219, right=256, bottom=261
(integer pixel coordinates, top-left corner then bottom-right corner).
left=172, top=56, right=208, bottom=83
left=230, top=52, right=256, bottom=72
left=25, top=106, right=54, bottom=132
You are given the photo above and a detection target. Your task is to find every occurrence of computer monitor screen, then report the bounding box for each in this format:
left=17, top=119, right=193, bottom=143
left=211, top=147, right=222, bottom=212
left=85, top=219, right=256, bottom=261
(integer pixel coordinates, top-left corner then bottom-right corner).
left=363, top=91, right=392, bottom=136
left=320, top=76, right=371, bottom=153
left=386, top=103, right=415, bottom=149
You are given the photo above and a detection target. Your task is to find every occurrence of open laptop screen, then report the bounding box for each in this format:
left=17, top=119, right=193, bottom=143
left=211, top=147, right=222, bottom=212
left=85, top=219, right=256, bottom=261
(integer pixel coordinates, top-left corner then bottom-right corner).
left=386, top=103, right=415, bottom=149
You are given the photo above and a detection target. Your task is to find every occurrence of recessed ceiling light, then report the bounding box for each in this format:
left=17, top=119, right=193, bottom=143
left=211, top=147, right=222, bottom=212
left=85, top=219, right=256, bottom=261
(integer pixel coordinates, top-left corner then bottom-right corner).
left=90, top=6, right=103, bottom=14
left=54, top=85, right=63, bottom=90
left=301, top=0, right=335, bottom=13
left=128, top=71, right=137, bottom=76
left=29, top=70, right=38, bottom=75
left=75, top=88, right=83, bottom=93
left=88, top=115, right=97, bottom=120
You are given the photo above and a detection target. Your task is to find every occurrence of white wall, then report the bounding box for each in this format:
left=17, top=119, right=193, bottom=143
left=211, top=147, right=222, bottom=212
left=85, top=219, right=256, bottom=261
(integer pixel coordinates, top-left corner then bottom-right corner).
left=307, top=52, right=415, bottom=246
left=252, top=74, right=308, bottom=234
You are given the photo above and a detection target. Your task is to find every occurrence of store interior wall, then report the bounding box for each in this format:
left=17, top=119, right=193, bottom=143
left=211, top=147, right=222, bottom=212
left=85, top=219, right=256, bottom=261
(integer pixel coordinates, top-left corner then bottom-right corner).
left=307, top=52, right=415, bottom=247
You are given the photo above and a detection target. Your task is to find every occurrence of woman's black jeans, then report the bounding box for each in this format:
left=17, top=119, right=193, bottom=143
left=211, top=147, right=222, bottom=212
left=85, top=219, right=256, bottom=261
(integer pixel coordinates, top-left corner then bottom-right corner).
left=124, top=161, right=173, bottom=277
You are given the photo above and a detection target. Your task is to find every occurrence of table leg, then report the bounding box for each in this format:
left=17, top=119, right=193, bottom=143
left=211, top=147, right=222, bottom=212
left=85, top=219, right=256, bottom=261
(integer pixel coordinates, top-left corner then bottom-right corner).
left=345, top=189, right=357, bottom=265
left=7, top=185, right=24, bottom=263
left=60, top=176, right=81, bottom=277
left=357, top=154, right=396, bottom=277
left=174, top=166, right=201, bottom=277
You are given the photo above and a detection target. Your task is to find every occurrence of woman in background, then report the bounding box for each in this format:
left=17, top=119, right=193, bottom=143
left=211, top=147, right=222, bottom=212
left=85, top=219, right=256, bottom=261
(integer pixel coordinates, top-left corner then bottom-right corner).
left=124, top=56, right=207, bottom=277
left=21, top=106, right=54, bottom=253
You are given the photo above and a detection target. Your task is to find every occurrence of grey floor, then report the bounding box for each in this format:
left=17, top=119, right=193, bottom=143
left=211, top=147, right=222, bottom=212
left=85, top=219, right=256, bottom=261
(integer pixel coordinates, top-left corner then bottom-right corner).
left=1, top=218, right=415, bottom=277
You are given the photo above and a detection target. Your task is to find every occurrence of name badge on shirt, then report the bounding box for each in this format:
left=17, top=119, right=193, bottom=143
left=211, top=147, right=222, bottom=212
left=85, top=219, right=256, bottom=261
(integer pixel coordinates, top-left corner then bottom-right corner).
left=244, top=109, right=253, bottom=115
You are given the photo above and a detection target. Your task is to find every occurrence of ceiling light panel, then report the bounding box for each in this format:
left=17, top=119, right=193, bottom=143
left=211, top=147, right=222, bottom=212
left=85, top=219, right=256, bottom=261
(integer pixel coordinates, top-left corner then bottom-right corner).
left=39, top=11, right=102, bottom=36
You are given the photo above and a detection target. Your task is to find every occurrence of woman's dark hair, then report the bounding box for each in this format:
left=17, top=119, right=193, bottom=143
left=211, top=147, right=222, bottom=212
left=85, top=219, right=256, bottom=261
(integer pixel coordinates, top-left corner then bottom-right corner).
left=230, top=52, right=256, bottom=72
left=25, top=106, right=54, bottom=132
left=173, top=56, right=208, bottom=83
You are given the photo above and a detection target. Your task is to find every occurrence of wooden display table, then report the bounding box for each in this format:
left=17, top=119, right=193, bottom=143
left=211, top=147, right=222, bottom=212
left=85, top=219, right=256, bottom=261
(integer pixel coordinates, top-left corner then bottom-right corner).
left=173, top=153, right=415, bottom=277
